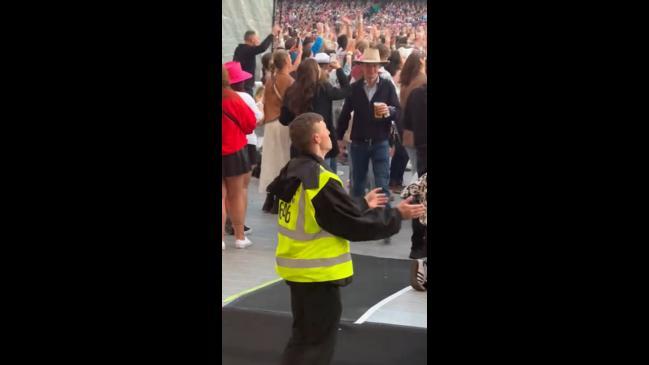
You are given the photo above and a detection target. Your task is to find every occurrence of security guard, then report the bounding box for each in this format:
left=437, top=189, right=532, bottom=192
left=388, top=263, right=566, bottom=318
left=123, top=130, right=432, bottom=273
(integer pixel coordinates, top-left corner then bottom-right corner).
left=267, top=112, right=425, bottom=365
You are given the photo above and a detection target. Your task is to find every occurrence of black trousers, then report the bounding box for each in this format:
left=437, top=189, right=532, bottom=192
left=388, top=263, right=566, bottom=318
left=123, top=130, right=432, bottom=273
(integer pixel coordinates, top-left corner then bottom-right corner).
left=410, top=218, right=428, bottom=258
left=280, top=282, right=342, bottom=365
left=389, top=143, right=409, bottom=186
left=416, top=144, right=427, bottom=176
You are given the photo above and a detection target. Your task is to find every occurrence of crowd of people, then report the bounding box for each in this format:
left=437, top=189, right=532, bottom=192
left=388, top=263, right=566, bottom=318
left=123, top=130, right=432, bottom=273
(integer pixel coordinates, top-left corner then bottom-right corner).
left=221, top=2, right=428, bottom=363
left=221, top=0, right=428, bottom=253
left=278, top=0, right=427, bottom=34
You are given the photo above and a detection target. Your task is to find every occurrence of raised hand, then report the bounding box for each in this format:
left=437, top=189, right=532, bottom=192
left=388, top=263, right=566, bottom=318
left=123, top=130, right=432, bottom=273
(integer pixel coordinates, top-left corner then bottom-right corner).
left=365, top=188, right=389, bottom=209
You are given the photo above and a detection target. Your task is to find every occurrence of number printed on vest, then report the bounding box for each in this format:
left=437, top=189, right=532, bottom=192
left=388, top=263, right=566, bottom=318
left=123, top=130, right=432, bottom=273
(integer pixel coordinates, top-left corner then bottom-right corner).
left=279, top=200, right=291, bottom=223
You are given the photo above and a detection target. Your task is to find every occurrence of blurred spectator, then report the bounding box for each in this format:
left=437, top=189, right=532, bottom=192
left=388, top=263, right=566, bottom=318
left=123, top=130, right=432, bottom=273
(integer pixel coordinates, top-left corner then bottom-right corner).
left=259, top=50, right=295, bottom=212
left=224, top=61, right=264, bottom=237
left=384, top=49, right=409, bottom=193
left=402, top=83, right=427, bottom=258
left=336, top=48, right=400, bottom=200
left=280, top=56, right=351, bottom=172
left=233, top=25, right=281, bottom=95
left=261, top=52, right=273, bottom=85
left=399, top=51, right=427, bottom=172
left=221, top=65, right=257, bottom=249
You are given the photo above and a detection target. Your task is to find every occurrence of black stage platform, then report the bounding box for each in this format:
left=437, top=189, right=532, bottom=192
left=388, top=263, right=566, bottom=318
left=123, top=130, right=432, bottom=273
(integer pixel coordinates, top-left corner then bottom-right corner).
left=222, top=254, right=427, bottom=364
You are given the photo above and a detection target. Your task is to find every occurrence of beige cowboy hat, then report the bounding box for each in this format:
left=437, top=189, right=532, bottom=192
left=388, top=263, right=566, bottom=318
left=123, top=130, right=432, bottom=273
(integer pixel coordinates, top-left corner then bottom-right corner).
left=353, top=47, right=388, bottom=65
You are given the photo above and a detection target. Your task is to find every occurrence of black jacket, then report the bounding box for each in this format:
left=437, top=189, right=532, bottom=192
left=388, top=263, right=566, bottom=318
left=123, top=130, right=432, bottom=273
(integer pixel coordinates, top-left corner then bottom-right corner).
left=403, top=84, right=427, bottom=147
left=403, top=84, right=427, bottom=174
left=232, top=34, right=274, bottom=92
left=279, top=68, right=351, bottom=159
left=336, top=76, right=400, bottom=142
left=267, top=153, right=403, bottom=285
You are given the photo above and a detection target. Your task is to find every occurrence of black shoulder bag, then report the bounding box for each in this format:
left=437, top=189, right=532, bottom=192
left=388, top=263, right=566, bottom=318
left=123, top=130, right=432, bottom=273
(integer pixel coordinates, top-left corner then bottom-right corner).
left=389, top=120, right=401, bottom=147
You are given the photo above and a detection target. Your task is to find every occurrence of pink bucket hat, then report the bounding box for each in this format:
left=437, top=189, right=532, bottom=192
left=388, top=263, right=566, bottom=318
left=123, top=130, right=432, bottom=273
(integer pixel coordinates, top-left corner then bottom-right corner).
left=223, top=61, right=252, bottom=85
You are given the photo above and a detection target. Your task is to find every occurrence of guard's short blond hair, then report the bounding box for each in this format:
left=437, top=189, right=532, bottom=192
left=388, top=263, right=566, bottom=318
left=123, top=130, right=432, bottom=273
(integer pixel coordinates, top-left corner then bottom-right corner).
left=289, top=112, right=324, bottom=153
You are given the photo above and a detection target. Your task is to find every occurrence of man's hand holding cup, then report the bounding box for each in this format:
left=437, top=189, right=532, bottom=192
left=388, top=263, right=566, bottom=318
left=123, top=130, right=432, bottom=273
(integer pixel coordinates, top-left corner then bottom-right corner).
left=373, top=102, right=390, bottom=119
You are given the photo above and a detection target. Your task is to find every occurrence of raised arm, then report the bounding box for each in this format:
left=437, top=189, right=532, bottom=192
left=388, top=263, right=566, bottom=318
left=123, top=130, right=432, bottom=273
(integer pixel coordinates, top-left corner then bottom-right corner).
left=323, top=66, right=351, bottom=101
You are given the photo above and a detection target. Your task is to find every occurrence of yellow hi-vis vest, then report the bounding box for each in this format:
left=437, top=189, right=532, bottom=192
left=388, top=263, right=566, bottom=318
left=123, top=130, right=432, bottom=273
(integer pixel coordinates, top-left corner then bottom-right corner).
left=275, top=165, right=353, bottom=282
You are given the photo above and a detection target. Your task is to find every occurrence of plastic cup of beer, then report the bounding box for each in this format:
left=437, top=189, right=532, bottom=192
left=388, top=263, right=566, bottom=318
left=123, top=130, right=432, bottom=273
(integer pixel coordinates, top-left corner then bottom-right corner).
left=373, top=102, right=389, bottom=119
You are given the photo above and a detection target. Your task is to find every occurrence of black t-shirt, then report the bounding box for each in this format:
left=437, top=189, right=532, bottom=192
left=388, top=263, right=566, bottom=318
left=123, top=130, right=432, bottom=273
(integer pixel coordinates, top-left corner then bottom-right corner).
left=403, top=84, right=427, bottom=147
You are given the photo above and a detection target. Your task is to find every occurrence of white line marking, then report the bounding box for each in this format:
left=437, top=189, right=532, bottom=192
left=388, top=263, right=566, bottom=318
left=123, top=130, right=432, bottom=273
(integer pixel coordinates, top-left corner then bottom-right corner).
left=354, top=286, right=413, bottom=324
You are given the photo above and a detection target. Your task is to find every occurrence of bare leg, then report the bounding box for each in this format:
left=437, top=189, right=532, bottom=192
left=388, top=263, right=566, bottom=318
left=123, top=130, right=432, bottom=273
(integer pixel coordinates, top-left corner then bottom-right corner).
left=224, top=173, right=247, bottom=240
left=222, top=180, right=227, bottom=242
left=243, top=171, right=252, bottom=221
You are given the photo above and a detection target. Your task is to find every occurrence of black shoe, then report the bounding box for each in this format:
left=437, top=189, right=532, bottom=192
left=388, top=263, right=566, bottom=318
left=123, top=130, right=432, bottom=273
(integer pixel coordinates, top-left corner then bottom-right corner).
left=251, top=165, right=261, bottom=178
left=409, top=249, right=426, bottom=259
left=225, top=225, right=252, bottom=235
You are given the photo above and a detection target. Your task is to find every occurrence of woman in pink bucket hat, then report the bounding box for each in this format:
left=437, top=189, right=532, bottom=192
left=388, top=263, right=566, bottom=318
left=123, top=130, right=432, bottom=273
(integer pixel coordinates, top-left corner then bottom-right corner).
left=221, top=64, right=257, bottom=250
left=223, top=61, right=253, bottom=86
left=222, top=61, right=264, bottom=249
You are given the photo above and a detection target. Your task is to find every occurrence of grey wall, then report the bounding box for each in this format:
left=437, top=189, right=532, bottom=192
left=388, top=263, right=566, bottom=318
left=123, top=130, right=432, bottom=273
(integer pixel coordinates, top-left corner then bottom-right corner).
left=222, top=0, right=274, bottom=83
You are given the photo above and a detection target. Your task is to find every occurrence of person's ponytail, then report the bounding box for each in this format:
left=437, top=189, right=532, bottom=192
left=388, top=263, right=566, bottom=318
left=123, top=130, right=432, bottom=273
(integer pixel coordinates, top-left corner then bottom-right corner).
left=269, top=59, right=277, bottom=76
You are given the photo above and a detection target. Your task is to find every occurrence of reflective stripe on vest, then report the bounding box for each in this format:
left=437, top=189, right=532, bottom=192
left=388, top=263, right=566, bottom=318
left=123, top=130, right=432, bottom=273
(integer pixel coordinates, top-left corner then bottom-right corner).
left=277, top=188, right=335, bottom=241
left=276, top=252, right=351, bottom=268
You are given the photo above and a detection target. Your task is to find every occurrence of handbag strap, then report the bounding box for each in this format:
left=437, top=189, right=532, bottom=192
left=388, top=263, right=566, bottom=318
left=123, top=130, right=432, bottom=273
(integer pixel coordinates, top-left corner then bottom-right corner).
left=272, top=76, right=283, bottom=102
left=222, top=109, right=245, bottom=133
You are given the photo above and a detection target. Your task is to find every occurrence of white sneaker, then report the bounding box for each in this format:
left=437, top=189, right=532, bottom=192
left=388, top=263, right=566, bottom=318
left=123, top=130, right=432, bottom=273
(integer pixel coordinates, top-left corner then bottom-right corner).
left=222, top=241, right=225, bottom=250
left=235, top=237, right=253, bottom=249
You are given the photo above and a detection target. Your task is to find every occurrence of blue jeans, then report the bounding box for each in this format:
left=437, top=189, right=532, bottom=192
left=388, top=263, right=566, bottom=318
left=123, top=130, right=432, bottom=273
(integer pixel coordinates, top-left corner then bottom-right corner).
left=349, top=140, right=390, bottom=198
left=325, top=157, right=337, bottom=173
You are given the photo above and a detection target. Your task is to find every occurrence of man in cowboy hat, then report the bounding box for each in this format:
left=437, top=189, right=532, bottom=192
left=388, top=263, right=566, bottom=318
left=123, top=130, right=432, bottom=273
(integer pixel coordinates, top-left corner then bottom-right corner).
left=336, top=47, right=401, bottom=202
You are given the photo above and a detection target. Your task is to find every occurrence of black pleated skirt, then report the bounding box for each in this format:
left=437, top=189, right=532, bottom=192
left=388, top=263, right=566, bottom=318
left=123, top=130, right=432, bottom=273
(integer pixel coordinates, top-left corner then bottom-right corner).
left=246, top=144, right=257, bottom=166
left=222, top=147, right=251, bottom=178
